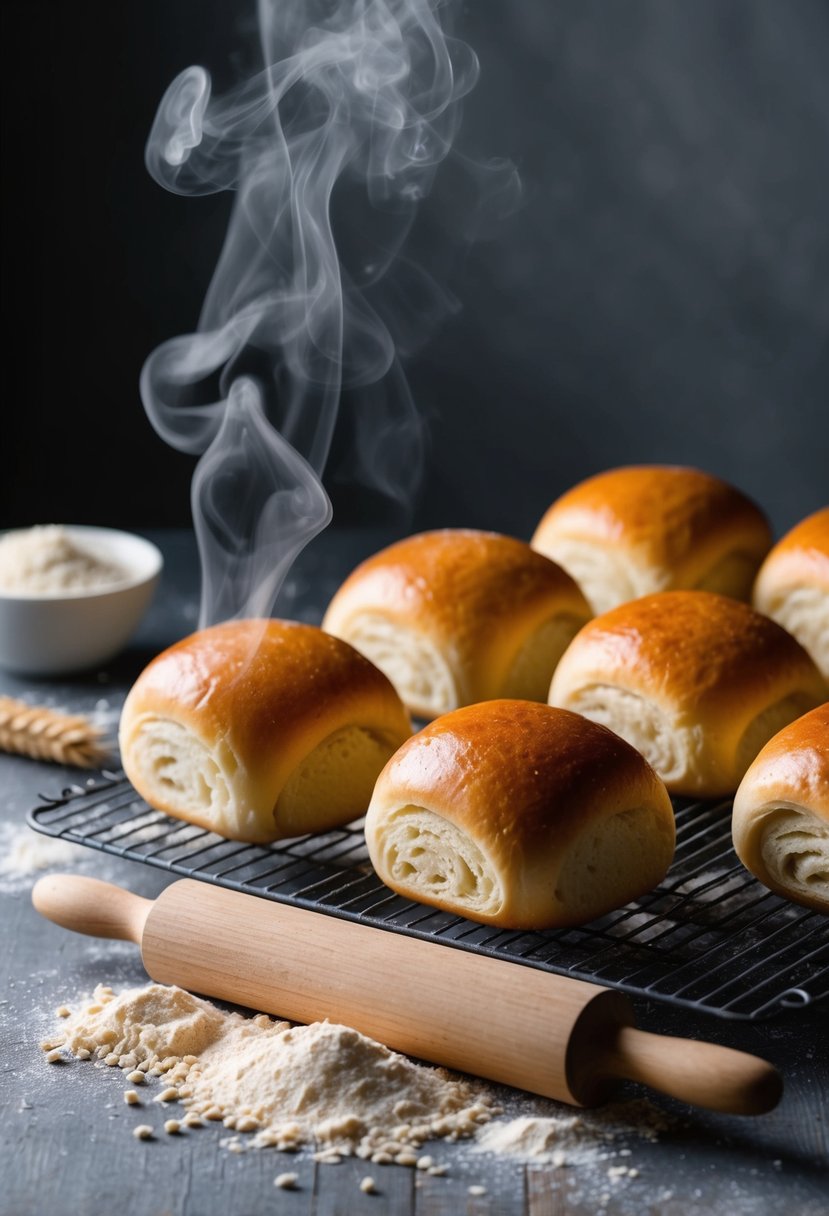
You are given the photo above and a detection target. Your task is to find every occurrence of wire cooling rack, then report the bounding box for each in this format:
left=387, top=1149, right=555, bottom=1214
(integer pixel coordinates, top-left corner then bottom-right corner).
left=28, top=771, right=829, bottom=1021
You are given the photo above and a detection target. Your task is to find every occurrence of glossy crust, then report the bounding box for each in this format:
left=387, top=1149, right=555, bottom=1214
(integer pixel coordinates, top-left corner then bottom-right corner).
left=752, top=507, right=829, bottom=681
left=322, top=529, right=592, bottom=719
left=366, top=700, right=675, bottom=929
left=119, top=619, right=412, bottom=842
left=531, top=465, right=772, bottom=613
left=732, top=703, right=829, bottom=913
left=549, top=591, right=828, bottom=797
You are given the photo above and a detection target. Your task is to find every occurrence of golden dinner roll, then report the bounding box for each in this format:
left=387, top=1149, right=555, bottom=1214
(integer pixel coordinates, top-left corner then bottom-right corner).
left=365, top=700, right=675, bottom=929
left=752, top=507, right=829, bottom=682
left=549, top=591, right=827, bottom=798
left=531, top=465, right=772, bottom=614
left=119, top=619, right=412, bottom=843
left=732, top=703, right=829, bottom=913
left=321, top=529, right=591, bottom=720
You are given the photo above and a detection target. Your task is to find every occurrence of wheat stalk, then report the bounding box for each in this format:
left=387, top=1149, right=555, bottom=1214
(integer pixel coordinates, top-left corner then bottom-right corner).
left=0, top=696, right=112, bottom=768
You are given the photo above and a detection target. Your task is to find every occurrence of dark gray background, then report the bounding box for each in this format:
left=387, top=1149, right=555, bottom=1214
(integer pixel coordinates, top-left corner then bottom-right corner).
left=3, top=0, right=828, bottom=543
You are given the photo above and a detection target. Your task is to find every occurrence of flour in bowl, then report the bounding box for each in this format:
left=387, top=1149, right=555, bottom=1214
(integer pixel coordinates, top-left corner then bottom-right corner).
left=0, top=525, right=127, bottom=594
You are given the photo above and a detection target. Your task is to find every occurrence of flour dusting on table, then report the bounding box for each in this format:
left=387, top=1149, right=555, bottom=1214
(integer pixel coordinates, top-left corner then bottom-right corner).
left=0, top=824, right=91, bottom=892
left=473, top=1101, right=667, bottom=1167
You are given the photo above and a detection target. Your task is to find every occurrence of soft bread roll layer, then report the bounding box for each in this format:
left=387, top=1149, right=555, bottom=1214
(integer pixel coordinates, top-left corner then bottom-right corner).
left=335, top=613, right=455, bottom=720
left=531, top=465, right=772, bottom=614
left=559, top=687, right=688, bottom=786
left=732, top=703, right=829, bottom=913
left=752, top=507, right=829, bottom=682
left=322, top=530, right=592, bottom=719
left=119, top=619, right=412, bottom=843
left=366, top=700, right=675, bottom=929
left=549, top=591, right=828, bottom=798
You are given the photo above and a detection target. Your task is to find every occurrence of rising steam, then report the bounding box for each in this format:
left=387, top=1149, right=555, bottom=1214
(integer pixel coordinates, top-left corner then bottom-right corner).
left=141, top=0, right=514, bottom=627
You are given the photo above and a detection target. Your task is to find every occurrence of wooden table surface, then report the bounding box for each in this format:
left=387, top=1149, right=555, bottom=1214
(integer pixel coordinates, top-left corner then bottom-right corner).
left=2, top=528, right=827, bottom=1216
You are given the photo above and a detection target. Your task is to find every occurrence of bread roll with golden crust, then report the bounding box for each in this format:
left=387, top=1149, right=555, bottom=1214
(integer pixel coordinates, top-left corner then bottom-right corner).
left=365, top=700, right=675, bottom=929
left=531, top=465, right=772, bottom=614
left=732, top=703, right=829, bottom=913
left=752, top=507, right=829, bottom=683
left=549, top=591, right=828, bottom=798
left=321, top=530, right=591, bottom=721
left=119, top=619, right=412, bottom=843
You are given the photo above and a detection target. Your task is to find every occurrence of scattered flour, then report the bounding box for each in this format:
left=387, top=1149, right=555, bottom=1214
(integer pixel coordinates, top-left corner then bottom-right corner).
left=41, top=980, right=673, bottom=1183
left=477, top=1114, right=606, bottom=1164
left=473, top=1100, right=669, bottom=1168
left=47, top=983, right=497, bottom=1162
left=0, top=525, right=128, bottom=595
left=0, top=824, right=93, bottom=892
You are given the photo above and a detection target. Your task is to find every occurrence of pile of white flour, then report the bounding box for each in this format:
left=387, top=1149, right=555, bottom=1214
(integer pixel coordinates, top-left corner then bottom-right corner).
left=41, top=981, right=674, bottom=1179
left=45, top=983, right=497, bottom=1163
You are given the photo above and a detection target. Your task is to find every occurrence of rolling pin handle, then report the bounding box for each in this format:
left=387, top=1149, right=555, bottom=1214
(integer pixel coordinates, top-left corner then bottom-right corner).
left=602, top=1024, right=783, bottom=1115
left=32, top=874, right=152, bottom=945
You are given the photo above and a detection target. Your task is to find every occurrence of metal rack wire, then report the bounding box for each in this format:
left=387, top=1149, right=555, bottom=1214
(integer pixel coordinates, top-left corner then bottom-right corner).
left=28, top=771, right=829, bottom=1021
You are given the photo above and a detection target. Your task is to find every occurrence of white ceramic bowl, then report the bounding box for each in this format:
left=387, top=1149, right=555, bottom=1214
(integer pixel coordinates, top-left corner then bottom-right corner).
left=0, top=526, right=163, bottom=676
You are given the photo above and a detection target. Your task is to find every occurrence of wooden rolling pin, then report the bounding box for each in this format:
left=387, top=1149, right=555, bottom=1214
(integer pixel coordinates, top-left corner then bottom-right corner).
left=32, top=874, right=782, bottom=1115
